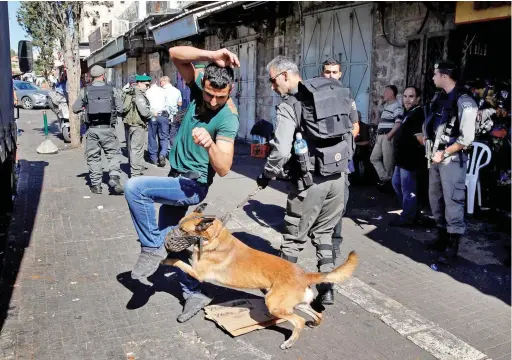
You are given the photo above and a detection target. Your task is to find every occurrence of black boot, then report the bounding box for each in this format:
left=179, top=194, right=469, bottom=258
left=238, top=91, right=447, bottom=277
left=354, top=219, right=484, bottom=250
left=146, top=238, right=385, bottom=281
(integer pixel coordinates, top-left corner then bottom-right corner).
left=426, top=228, right=449, bottom=252
left=437, top=234, right=461, bottom=266
left=108, top=175, right=124, bottom=195
left=317, top=283, right=334, bottom=305
left=89, top=184, right=102, bottom=194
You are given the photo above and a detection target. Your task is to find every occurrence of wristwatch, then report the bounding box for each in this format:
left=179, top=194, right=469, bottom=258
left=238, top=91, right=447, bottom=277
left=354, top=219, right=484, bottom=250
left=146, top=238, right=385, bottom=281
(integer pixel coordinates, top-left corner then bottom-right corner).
left=443, top=151, right=451, bottom=159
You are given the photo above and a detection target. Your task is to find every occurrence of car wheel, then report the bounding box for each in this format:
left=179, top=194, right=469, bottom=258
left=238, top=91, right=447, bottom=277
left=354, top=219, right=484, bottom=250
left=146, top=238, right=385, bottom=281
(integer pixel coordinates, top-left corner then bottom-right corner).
left=62, top=126, right=71, bottom=143
left=21, top=96, right=33, bottom=110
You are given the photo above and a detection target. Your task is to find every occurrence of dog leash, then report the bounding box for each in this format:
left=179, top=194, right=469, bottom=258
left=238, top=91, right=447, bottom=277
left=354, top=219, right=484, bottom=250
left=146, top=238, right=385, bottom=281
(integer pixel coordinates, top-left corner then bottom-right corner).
left=219, top=186, right=262, bottom=225
left=196, top=186, right=262, bottom=260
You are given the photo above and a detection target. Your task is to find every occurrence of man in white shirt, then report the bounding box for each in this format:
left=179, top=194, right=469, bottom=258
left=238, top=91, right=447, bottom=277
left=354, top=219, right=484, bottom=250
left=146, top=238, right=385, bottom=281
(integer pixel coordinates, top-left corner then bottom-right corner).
left=160, top=76, right=183, bottom=150
left=145, top=80, right=170, bottom=167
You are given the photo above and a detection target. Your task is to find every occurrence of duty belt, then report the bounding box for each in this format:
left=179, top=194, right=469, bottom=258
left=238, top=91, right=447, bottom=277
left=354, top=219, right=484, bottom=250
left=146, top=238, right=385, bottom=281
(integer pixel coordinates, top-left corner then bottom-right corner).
left=89, top=124, right=114, bottom=128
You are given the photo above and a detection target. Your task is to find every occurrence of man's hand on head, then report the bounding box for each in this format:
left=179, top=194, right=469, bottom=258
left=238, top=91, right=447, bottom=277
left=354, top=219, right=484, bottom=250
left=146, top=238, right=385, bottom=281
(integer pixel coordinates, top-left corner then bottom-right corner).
left=211, top=49, right=241, bottom=68
left=192, top=127, right=214, bottom=149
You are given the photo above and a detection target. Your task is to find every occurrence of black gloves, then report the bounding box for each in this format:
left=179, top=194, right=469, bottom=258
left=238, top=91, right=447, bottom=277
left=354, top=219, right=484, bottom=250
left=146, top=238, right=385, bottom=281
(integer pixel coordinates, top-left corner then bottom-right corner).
left=256, top=173, right=271, bottom=189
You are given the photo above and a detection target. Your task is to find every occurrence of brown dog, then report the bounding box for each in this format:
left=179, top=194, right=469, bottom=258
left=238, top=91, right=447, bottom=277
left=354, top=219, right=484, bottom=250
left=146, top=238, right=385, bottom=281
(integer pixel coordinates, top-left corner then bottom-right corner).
left=161, top=204, right=358, bottom=349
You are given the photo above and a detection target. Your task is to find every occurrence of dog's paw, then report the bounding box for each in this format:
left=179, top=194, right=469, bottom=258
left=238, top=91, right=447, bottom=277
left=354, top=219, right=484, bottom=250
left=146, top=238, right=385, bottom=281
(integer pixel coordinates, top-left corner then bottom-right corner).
left=305, top=320, right=319, bottom=328
left=280, top=339, right=294, bottom=350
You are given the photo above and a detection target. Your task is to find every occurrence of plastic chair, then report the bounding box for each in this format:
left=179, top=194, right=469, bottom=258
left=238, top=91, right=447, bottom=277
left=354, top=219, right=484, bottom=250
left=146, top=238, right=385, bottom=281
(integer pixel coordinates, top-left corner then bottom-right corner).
left=465, top=141, right=492, bottom=214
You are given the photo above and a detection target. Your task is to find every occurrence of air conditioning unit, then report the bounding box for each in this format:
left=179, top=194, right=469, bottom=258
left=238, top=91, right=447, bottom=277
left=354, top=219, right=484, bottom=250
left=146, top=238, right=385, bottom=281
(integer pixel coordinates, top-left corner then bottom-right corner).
left=109, top=19, right=129, bottom=37
left=100, top=22, right=111, bottom=45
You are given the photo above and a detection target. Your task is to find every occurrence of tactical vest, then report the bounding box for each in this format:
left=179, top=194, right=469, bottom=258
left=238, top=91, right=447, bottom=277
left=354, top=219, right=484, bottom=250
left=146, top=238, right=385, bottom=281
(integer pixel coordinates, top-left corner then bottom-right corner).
left=84, top=84, right=115, bottom=125
left=122, top=90, right=149, bottom=128
left=425, top=87, right=471, bottom=145
left=284, top=77, right=353, bottom=177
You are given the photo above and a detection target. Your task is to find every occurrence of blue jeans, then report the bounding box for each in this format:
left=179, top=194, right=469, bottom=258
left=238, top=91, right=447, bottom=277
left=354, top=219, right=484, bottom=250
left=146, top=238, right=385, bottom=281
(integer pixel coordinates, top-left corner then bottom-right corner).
left=169, top=121, right=180, bottom=150
left=124, top=175, right=208, bottom=295
left=148, top=116, right=170, bottom=162
left=392, top=166, right=418, bottom=222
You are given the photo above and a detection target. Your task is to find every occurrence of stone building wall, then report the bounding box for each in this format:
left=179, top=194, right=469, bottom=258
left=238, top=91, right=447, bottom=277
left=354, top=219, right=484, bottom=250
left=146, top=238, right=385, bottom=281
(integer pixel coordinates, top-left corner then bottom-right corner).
left=199, top=14, right=302, bottom=125
left=370, top=2, right=455, bottom=122
left=254, top=16, right=301, bottom=124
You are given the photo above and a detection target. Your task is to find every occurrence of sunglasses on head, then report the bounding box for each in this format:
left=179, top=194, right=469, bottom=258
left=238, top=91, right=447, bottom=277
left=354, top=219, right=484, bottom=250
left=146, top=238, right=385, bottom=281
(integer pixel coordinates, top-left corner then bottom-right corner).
left=269, top=70, right=288, bottom=84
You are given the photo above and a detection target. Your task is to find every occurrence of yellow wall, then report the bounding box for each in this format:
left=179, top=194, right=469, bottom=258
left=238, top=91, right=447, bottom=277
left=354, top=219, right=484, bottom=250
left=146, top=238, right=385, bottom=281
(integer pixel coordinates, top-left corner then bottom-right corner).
left=455, top=1, right=511, bottom=24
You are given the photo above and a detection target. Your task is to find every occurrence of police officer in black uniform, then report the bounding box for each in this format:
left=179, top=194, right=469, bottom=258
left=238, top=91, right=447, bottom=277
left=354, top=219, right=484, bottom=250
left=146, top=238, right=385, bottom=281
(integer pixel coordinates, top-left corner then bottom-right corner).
left=257, top=56, right=357, bottom=305
left=72, top=65, right=123, bottom=195
left=422, top=61, right=477, bottom=265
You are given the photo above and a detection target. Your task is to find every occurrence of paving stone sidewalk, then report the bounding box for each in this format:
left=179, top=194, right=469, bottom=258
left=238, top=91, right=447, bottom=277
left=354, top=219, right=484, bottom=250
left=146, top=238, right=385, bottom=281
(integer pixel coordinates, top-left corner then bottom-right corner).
left=0, top=110, right=510, bottom=359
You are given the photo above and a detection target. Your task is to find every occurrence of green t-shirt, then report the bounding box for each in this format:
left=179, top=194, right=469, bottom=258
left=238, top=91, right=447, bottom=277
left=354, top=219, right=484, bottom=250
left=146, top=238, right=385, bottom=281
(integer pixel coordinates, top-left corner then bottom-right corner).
left=169, top=73, right=239, bottom=185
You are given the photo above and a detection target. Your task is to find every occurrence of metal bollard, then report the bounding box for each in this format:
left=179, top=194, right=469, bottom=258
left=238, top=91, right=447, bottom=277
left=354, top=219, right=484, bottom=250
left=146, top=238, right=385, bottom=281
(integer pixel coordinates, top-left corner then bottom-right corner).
left=43, top=110, right=49, bottom=139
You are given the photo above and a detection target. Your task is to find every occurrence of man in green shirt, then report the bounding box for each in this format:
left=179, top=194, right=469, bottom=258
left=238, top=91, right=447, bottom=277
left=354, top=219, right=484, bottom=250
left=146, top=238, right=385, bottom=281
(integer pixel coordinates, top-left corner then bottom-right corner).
left=124, top=46, right=240, bottom=323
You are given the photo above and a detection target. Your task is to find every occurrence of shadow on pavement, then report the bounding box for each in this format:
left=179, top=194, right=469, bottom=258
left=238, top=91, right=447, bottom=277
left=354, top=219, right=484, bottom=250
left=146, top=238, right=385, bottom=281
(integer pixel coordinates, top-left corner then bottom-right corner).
left=347, top=184, right=512, bottom=305
left=0, top=160, right=47, bottom=331
left=241, top=200, right=284, bottom=232
left=230, top=148, right=511, bottom=305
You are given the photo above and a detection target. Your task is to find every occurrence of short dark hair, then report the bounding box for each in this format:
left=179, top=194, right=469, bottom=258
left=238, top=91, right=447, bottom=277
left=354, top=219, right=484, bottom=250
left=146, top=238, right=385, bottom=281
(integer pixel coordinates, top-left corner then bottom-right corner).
left=404, top=86, right=421, bottom=97
left=322, top=58, right=341, bottom=71
left=436, top=60, right=459, bottom=81
left=203, top=63, right=234, bottom=89
left=385, top=85, right=398, bottom=97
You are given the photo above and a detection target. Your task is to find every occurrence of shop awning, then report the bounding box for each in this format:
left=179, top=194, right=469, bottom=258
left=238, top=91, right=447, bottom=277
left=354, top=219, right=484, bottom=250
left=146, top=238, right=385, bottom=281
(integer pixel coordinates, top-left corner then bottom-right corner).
left=106, top=53, right=127, bottom=68
left=86, top=36, right=126, bottom=68
left=150, top=1, right=240, bottom=45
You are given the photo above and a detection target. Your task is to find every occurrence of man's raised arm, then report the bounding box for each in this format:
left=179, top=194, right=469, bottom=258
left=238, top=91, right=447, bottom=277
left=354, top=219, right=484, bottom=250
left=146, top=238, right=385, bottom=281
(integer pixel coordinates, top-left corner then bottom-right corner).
left=169, top=46, right=240, bottom=84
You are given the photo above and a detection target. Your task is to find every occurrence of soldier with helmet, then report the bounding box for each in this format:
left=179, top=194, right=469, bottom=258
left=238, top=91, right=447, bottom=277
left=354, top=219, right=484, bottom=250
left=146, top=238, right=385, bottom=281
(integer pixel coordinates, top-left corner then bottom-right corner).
left=421, top=61, right=478, bottom=265
left=72, top=65, right=124, bottom=195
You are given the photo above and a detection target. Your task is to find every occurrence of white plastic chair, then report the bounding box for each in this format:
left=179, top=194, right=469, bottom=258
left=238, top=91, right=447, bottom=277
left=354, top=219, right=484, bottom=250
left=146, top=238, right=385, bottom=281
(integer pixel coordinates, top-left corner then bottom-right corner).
left=465, top=141, right=492, bottom=214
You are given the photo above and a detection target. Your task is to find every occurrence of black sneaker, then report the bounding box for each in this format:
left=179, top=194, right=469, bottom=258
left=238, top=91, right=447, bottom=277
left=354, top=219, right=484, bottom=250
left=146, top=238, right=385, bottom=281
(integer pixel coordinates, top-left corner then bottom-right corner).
left=90, top=184, right=102, bottom=194
left=158, top=155, right=166, bottom=167
left=177, top=292, right=213, bottom=323
left=108, top=175, right=124, bottom=195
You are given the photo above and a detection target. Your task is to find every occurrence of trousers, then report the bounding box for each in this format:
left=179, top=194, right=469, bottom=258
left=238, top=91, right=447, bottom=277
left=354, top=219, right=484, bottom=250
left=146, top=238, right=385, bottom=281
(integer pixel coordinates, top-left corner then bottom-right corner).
left=85, top=126, right=121, bottom=186
left=124, top=175, right=208, bottom=295
left=370, top=134, right=395, bottom=182
left=332, top=176, right=350, bottom=265
left=148, top=116, right=170, bottom=162
left=124, top=124, right=146, bottom=177
left=281, top=173, right=346, bottom=272
left=392, top=166, right=418, bottom=222
left=429, top=154, right=467, bottom=234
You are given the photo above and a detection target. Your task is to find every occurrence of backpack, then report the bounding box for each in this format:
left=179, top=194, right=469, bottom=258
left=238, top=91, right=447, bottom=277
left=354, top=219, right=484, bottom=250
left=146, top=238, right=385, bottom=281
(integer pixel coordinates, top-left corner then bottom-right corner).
left=284, top=77, right=353, bottom=177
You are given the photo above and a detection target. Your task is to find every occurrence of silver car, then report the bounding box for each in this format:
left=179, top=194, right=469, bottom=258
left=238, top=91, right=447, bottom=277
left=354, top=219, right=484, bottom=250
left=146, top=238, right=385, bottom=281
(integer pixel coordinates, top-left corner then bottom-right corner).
left=13, top=80, right=49, bottom=109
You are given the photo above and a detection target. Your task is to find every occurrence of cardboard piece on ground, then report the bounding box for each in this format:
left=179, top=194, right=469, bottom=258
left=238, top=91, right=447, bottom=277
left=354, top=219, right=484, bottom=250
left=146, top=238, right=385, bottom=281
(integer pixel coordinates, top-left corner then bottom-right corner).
left=204, top=298, right=286, bottom=336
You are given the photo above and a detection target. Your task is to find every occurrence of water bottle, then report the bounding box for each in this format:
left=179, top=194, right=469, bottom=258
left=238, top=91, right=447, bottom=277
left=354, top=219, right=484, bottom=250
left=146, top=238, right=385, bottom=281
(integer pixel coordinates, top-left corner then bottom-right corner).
left=294, top=133, right=310, bottom=174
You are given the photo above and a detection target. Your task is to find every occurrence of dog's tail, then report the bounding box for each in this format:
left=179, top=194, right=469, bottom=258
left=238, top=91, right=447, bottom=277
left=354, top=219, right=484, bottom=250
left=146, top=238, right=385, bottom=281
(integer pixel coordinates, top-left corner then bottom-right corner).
left=306, top=251, right=358, bottom=286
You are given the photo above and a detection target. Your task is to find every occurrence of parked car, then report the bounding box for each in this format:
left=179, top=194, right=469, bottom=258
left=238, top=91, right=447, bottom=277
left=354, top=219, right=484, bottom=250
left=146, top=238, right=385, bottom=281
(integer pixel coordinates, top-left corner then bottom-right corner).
left=13, top=80, right=49, bottom=109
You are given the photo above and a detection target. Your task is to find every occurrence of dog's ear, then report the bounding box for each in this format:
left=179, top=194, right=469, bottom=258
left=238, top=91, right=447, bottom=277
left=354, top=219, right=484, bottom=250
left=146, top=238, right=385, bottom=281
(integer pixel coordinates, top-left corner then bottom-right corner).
left=193, top=203, right=208, bottom=214
left=195, top=218, right=215, bottom=232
